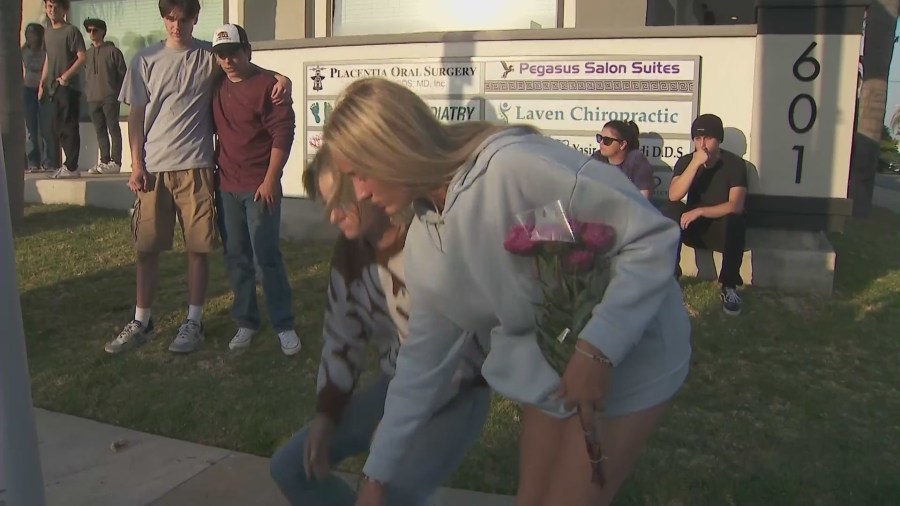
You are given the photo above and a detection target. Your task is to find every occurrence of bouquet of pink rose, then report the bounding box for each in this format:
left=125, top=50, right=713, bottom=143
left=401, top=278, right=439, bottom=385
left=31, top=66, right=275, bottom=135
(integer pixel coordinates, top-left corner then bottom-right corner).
left=503, top=201, right=616, bottom=487
left=503, top=201, right=616, bottom=374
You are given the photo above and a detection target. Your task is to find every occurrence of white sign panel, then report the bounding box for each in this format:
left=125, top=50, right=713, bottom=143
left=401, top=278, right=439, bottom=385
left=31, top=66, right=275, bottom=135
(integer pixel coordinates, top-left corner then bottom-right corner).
left=308, top=61, right=482, bottom=97
left=303, top=55, right=700, bottom=192
left=485, top=99, right=694, bottom=135
left=307, top=98, right=482, bottom=129
left=551, top=135, right=691, bottom=167
left=550, top=136, right=679, bottom=200
left=750, top=35, right=860, bottom=199
left=485, top=58, right=697, bottom=85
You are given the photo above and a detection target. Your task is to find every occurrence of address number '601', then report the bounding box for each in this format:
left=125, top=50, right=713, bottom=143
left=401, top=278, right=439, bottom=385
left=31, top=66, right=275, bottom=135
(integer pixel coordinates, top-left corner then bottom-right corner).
left=790, top=42, right=820, bottom=184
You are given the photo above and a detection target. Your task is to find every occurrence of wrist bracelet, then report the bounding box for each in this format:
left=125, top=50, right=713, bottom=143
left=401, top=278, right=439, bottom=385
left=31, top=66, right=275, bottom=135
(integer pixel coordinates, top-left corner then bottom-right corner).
left=362, top=473, right=385, bottom=486
left=574, top=343, right=613, bottom=367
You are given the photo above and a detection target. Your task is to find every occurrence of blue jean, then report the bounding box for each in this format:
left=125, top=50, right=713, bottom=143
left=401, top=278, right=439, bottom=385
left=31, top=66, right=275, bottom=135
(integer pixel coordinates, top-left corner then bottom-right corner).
left=217, top=191, right=294, bottom=331
left=23, top=87, right=54, bottom=167
left=270, top=375, right=491, bottom=506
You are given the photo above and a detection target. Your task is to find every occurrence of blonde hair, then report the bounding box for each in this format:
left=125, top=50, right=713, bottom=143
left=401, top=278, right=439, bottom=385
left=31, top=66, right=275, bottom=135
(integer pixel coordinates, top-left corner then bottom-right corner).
left=323, top=78, right=538, bottom=198
left=305, top=143, right=414, bottom=227
left=332, top=167, right=415, bottom=227
left=304, top=145, right=354, bottom=218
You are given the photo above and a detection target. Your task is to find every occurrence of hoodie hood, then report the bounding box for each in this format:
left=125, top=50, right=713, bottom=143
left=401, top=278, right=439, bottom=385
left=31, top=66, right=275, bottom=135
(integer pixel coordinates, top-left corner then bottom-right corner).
left=416, top=127, right=536, bottom=225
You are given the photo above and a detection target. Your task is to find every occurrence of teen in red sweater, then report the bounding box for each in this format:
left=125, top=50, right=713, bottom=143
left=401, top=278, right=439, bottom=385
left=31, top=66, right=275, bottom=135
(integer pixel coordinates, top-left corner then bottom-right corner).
left=211, top=23, right=300, bottom=355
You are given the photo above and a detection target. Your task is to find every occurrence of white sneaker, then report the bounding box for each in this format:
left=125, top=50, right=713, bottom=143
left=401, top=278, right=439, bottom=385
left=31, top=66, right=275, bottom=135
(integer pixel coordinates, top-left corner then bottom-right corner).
left=88, top=163, right=106, bottom=174
left=228, top=327, right=256, bottom=350
left=49, top=167, right=81, bottom=179
left=98, top=162, right=121, bottom=174
left=277, top=330, right=301, bottom=356
left=168, top=319, right=204, bottom=353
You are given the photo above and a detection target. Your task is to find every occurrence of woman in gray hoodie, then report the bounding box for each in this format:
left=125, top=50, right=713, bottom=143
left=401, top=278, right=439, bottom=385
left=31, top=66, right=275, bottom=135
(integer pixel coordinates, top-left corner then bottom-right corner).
left=325, top=78, right=691, bottom=506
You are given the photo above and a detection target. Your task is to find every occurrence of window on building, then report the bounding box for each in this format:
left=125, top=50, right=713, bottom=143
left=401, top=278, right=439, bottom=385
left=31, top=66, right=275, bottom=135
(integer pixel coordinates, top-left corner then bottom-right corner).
left=332, top=0, right=558, bottom=36
left=68, top=0, right=225, bottom=118
left=647, top=0, right=756, bottom=27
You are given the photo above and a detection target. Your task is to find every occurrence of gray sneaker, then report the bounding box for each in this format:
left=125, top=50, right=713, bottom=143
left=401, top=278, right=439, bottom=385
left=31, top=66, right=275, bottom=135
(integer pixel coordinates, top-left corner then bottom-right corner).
left=98, top=161, right=121, bottom=174
left=105, top=319, right=154, bottom=354
left=49, top=167, right=81, bottom=179
left=228, top=327, right=256, bottom=351
left=168, top=319, right=204, bottom=353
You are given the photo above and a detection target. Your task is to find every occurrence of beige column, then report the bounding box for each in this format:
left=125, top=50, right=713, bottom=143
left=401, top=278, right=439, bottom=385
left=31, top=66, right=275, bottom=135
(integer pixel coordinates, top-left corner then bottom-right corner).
left=562, top=0, right=577, bottom=28
left=314, top=0, right=329, bottom=37
left=275, top=0, right=307, bottom=39
left=227, top=0, right=243, bottom=24
left=576, top=0, right=647, bottom=28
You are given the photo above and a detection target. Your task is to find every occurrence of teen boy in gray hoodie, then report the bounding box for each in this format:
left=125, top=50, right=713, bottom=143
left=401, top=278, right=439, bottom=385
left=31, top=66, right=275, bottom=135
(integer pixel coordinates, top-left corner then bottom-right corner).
left=83, top=18, right=126, bottom=174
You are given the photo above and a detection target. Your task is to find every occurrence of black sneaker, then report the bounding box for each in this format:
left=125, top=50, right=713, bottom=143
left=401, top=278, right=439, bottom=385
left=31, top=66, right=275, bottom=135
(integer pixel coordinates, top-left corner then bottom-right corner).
left=721, top=286, right=742, bottom=316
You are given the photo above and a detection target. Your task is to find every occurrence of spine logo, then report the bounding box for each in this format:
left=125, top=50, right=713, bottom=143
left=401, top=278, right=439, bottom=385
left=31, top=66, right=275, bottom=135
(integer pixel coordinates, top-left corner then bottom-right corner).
left=310, top=66, right=327, bottom=92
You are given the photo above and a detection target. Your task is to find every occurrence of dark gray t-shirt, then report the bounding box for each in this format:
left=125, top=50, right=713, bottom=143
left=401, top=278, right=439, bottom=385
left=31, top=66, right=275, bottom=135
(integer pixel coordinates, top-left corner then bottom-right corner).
left=118, top=40, right=218, bottom=173
left=43, top=23, right=86, bottom=91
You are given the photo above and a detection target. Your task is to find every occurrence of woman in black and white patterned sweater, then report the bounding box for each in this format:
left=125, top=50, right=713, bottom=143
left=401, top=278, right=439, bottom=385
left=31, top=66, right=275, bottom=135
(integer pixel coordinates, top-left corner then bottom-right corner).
left=270, top=148, right=490, bottom=506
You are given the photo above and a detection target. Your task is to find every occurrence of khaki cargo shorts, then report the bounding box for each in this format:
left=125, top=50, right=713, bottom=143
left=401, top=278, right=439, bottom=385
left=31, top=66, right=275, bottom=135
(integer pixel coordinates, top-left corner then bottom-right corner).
left=131, top=168, right=220, bottom=253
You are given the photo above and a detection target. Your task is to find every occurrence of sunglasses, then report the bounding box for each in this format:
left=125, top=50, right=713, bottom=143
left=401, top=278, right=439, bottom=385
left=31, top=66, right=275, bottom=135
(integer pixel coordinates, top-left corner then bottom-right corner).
left=596, top=134, right=623, bottom=146
left=214, top=46, right=244, bottom=58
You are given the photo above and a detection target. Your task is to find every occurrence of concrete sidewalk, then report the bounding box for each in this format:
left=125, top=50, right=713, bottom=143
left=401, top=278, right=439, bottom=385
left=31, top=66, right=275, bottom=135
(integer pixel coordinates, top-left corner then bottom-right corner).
left=8, top=409, right=512, bottom=506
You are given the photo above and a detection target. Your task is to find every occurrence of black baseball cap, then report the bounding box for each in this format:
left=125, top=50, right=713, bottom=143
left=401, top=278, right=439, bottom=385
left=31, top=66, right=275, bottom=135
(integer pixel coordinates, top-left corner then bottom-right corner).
left=83, top=18, right=107, bottom=32
left=691, top=114, right=724, bottom=142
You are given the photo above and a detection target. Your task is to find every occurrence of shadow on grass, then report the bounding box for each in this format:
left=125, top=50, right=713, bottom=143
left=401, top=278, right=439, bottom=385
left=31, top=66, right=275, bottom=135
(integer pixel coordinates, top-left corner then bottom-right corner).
left=20, top=258, right=236, bottom=355
left=15, top=204, right=128, bottom=239
left=830, top=207, right=900, bottom=299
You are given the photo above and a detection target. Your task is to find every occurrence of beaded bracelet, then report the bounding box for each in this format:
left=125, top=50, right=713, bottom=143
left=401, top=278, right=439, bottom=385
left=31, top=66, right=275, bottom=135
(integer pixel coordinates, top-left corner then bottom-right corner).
left=574, top=343, right=614, bottom=367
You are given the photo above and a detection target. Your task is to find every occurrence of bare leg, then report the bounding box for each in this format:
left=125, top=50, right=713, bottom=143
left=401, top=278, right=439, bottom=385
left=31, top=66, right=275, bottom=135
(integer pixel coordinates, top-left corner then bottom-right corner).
left=548, top=402, right=670, bottom=506
left=515, top=405, right=564, bottom=506
left=136, top=252, right=160, bottom=308
left=187, top=252, right=209, bottom=307
left=517, top=402, right=670, bottom=506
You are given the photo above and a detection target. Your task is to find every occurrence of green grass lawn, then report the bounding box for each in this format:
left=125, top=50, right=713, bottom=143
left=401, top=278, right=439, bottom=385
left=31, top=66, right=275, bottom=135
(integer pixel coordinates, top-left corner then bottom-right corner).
left=14, top=204, right=900, bottom=504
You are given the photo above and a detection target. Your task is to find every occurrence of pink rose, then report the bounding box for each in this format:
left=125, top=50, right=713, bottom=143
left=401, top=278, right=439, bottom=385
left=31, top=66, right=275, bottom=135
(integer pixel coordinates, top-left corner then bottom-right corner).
left=580, top=222, right=615, bottom=253
left=563, top=248, right=595, bottom=272
left=504, top=224, right=538, bottom=255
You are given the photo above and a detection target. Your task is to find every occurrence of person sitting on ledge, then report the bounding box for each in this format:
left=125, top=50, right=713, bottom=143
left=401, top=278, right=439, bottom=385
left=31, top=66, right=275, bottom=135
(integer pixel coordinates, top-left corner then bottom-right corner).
left=663, top=113, right=748, bottom=316
left=592, top=120, right=656, bottom=199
